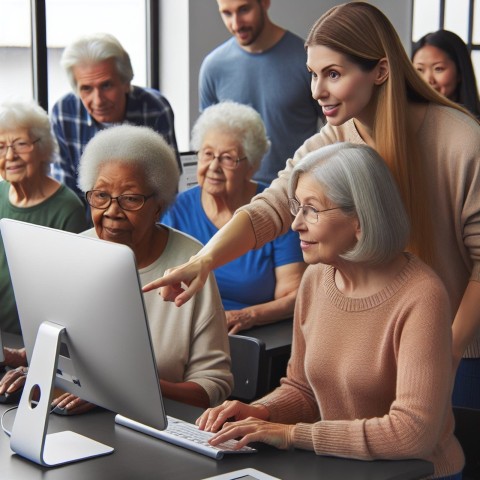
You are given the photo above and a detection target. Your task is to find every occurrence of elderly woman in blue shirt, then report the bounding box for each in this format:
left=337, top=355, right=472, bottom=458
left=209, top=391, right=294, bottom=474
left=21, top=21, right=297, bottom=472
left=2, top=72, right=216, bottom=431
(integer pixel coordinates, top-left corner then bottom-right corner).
left=162, top=102, right=306, bottom=334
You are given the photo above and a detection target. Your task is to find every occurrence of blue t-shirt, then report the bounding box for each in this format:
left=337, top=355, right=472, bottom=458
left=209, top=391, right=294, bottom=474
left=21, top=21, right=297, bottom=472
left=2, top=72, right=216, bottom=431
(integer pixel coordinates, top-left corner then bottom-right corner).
left=199, top=31, right=323, bottom=184
left=162, top=184, right=303, bottom=311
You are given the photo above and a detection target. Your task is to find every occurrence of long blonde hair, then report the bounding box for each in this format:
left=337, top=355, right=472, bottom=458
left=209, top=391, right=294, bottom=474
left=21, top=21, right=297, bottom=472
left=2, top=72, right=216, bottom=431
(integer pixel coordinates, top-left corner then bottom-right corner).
left=306, top=2, right=474, bottom=265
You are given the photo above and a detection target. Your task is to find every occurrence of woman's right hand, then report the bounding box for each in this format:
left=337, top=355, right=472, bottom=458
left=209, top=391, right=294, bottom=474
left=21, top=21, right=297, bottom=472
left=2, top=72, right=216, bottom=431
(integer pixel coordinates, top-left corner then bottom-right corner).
left=196, top=400, right=270, bottom=433
left=0, top=366, right=27, bottom=396
left=142, top=253, right=213, bottom=307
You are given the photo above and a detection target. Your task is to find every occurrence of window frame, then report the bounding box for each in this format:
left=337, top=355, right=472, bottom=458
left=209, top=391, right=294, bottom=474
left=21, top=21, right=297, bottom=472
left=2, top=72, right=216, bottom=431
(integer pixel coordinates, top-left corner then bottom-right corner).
left=29, top=0, right=159, bottom=111
left=412, top=0, right=479, bottom=54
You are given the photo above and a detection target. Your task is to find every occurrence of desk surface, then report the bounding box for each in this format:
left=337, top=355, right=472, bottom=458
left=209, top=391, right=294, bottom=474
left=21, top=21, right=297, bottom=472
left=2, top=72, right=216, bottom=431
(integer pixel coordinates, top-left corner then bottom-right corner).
left=1, top=333, right=434, bottom=480
left=241, top=319, right=292, bottom=354
left=0, top=401, right=434, bottom=480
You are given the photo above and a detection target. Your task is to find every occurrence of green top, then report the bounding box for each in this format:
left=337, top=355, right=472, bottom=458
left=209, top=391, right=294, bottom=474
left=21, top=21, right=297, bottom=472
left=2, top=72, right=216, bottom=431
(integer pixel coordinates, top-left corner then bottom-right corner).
left=0, top=181, right=87, bottom=334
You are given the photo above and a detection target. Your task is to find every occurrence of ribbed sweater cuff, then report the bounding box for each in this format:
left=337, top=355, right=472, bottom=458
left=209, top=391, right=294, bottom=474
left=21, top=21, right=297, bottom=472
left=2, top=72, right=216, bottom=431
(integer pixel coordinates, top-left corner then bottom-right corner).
left=294, top=422, right=372, bottom=458
left=253, top=393, right=304, bottom=423
left=235, top=205, right=277, bottom=249
left=293, top=423, right=314, bottom=451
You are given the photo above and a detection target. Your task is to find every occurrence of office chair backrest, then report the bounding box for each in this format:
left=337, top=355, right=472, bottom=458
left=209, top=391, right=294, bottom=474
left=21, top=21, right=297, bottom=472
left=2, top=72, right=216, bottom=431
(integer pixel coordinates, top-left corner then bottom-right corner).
left=228, top=334, right=267, bottom=402
left=453, top=406, right=480, bottom=479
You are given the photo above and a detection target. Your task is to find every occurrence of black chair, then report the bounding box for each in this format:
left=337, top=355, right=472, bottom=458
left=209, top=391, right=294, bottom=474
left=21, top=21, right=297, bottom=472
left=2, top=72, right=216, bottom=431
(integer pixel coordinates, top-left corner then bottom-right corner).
left=228, top=334, right=268, bottom=402
left=453, top=406, right=480, bottom=479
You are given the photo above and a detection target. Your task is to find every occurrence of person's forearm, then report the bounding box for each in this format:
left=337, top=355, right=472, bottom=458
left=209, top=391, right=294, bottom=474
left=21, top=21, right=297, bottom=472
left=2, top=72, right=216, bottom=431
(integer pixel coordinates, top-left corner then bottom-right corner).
left=1, top=347, right=27, bottom=368
left=452, top=280, right=480, bottom=368
left=160, top=379, right=210, bottom=409
left=244, top=293, right=296, bottom=327
left=197, top=211, right=256, bottom=271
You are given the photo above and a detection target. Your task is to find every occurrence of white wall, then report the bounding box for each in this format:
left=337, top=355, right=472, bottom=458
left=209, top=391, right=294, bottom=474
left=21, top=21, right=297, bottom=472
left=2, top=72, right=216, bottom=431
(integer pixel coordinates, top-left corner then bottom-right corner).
left=160, top=0, right=229, bottom=150
left=160, top=0, right=413, bottom=151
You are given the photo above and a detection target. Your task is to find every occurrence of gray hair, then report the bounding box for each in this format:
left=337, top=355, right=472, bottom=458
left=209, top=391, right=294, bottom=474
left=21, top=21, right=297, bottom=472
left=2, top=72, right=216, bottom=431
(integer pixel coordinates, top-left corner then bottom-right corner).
left=78, top=125, right=179, bottom=214
left=289, top=142, right=410, bottom=265
left=191, top=101, right=270, bottom=172
left=61, top=33, right=134, bottom=92
left=0, top=100, right=58, bottom=173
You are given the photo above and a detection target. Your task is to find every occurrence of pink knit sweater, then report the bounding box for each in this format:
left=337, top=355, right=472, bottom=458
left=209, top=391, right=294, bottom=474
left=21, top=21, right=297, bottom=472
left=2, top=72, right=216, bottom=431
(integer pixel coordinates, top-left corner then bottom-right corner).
left=254, top=254, right=464, bottom=478
left=241, top=104, right=480, bottom=357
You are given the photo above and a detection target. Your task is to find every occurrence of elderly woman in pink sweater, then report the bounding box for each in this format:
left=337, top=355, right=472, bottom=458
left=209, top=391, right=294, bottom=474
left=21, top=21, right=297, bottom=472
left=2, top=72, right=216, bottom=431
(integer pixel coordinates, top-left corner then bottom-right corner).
left=144, top=2, right=480, bottom=412
left=196, top=143, right=464, bottom=479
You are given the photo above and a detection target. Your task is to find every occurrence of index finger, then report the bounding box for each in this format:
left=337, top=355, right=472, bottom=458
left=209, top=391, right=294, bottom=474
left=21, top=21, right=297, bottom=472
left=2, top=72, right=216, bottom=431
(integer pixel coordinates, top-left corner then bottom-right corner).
left=142, top=268, right=179, bottom=293
left=142, top=278, right=196, bottom=307
left=143, top=270, right=205, bottom=307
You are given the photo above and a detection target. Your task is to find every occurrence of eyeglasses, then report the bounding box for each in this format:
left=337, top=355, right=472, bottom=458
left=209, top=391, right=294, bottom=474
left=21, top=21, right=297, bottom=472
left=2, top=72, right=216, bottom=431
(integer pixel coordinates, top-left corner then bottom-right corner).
left=0, top=138, right=40, bottom=157
left=86, top=190, right=155, bottom=211
left=197, top=150, right=247, bottom=170
left=288, top=198, right=341, bottom=224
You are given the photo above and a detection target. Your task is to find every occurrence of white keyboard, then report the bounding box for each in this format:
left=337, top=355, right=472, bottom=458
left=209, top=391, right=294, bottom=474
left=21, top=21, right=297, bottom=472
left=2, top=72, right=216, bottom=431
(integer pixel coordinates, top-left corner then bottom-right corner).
left=115, top=414, right=257, bottom=459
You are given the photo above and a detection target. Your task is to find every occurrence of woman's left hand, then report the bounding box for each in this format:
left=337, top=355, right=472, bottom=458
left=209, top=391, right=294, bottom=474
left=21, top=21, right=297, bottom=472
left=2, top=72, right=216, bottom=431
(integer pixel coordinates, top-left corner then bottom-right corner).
left=0, top=366, right=27, bottom=396
left=209, top=417, right=295, bottom=450
left=226, top=309, right=255, bottom=334
left=51, top=392, right=96, bottom=415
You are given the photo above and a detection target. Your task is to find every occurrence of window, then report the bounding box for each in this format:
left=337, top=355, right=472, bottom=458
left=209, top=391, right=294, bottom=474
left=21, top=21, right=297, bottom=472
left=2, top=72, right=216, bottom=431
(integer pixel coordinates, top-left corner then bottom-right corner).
left=412, top=0, right=480, bottom=89
left=0, top=0, right=147, bottom=110
left=0, top=0, right=33, bottom=103
left=46, top=0, right=146, bottom=109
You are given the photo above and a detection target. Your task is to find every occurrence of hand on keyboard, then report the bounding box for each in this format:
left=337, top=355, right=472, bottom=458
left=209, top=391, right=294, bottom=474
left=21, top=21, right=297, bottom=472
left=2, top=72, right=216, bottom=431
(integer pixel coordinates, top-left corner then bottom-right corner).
left=206, top=417, right=295, bottom=452
left=115, top=414, right=257, bottom=459
left=195, top=399, right=293, bottom=451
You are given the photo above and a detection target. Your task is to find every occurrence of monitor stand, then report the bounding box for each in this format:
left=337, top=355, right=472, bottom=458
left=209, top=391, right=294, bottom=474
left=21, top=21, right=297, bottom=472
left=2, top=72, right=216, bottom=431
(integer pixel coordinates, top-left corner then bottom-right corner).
left=9, top=321, right=113, bottom=466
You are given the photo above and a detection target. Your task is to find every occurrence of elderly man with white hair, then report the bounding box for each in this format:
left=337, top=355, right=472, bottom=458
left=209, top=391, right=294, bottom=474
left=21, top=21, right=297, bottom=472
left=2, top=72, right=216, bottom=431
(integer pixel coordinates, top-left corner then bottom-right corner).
left=50, top=32, right=179, bottom=201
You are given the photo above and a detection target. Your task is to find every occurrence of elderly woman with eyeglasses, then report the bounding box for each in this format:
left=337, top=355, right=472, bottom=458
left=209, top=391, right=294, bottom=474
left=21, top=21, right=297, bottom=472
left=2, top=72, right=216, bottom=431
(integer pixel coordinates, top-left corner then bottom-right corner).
left=162, top=102, right=306, bottom=334
left=0, top=101, right=86, bottom=375
left=196, top=143, right=464, bottom=479
left=40, top=123, right=231, bottom=414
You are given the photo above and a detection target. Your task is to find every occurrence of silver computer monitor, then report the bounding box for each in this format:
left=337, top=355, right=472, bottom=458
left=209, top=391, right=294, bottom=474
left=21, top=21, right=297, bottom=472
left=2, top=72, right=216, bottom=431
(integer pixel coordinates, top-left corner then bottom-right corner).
left=0, top=218, right=166, bottom=467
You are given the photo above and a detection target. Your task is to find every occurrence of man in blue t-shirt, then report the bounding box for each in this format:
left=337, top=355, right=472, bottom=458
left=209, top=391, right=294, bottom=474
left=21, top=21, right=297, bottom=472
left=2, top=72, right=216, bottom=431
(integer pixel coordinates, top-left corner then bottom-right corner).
left=199, top=0, right=323, bottom=184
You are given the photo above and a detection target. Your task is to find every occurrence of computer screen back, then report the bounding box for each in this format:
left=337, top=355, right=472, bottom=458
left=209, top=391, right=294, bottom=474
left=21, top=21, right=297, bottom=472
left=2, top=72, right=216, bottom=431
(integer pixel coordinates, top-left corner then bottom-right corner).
left=0, top=218, right=166, bottom=431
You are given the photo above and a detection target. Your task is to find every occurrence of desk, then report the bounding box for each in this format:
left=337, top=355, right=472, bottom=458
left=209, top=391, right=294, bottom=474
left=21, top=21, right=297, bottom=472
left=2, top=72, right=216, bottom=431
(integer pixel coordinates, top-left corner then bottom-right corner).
left=240, top=319, right=293, bottom=395
left=1, top=332, right=433, bottom=479
left=0, top=401, right=434, bottom=480
left=242, top=319, right=293, bottom=357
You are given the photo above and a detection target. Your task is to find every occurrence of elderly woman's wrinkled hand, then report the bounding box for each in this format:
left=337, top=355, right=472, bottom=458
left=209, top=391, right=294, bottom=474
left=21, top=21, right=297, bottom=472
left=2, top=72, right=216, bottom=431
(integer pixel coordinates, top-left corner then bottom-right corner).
left=196, top=400, right=269, bottom=433
left=0, top=366, right=28, bottom=396
left=208, top=417, right=295, bottom=451
left=142, top=254, right=213, bottom=307
left=51, top=392, right=96, bottom=415
left=225, top=310, right=256, bottom=334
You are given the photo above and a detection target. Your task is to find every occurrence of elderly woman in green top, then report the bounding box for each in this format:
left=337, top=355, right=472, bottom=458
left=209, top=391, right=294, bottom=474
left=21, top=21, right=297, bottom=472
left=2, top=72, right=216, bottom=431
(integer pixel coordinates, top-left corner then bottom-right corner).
left=0, top=101, right=86, bottom=374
